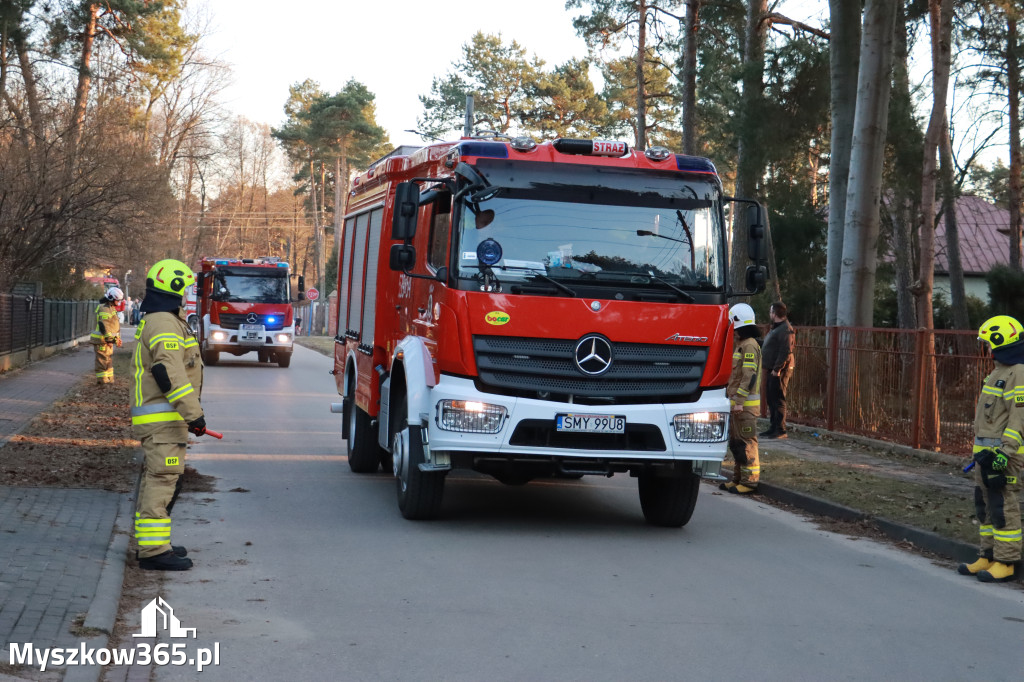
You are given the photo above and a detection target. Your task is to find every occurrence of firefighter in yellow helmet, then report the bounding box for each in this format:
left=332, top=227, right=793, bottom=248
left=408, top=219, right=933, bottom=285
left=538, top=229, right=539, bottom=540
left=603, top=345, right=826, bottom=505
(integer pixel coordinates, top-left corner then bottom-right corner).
left=720, top=303, right=763, bottom=495
left=90, top=287, right=123, bottom=384
left=957, top=315, right=1024, bottom=582
left=132, top=259, right=211, bottom=570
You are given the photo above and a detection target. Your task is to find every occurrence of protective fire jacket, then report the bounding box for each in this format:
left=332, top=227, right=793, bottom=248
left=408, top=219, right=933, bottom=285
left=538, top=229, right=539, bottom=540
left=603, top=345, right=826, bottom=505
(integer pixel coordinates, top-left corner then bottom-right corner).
left=728, top=336, right=762, bottom=414
left=975, top=362, right=1024, bottom=457
left=131, top=308, right=203, bottom=441
left=90, top=302, right=121, bottom=345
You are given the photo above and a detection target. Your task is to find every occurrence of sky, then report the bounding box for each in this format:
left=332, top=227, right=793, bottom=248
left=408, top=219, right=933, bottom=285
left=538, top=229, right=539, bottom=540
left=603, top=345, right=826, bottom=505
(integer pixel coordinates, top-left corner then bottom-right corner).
left=199, top=0, right=828, bottom=150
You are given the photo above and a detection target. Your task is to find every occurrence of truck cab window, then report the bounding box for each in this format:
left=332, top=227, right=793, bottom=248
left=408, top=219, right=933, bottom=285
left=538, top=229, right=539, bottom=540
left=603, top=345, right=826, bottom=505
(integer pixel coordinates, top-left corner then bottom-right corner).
left=428, top=193, right=452, bottom=270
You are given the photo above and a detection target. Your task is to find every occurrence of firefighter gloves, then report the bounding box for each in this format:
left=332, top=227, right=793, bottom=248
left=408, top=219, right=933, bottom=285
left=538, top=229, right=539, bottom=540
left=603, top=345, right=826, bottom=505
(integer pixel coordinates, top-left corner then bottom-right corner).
left=991, top=448, right=1010, bottom=471
left=188, top=416, right=207, bottom=437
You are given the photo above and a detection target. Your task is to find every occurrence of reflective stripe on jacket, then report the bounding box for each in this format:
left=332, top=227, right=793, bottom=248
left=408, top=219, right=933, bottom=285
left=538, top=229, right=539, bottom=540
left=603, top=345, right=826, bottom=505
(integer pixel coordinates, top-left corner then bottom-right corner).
left=974, top=363, right=1024, bottom=457
left=728, top=336, right=762, bottom=414
left=131, top=309, right=203, bottom=438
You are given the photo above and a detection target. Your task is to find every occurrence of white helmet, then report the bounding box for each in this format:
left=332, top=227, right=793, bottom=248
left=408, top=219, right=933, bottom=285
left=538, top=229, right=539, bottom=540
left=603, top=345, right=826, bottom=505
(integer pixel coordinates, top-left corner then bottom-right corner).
left=105, top=287, right=124, bottom=302
left=728, top=303, right=756, bottom=329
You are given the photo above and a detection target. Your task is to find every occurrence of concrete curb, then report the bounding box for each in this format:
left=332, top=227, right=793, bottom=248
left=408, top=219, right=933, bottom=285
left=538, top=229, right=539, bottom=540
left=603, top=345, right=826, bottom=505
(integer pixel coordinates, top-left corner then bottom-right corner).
left=62, top=494, right=133, bottom=682
left=752, top=482, right=977, bottom=563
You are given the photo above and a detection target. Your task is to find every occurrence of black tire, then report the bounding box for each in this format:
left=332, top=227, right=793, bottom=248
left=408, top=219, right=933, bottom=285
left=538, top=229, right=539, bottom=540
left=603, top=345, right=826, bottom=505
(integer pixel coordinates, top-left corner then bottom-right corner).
left=202, top=346, right=219, bottom=365
left=494, top=474, right=533, bottom=486
left=277, top=352, right=291, bottom=368
left=638, top=467, right=700, bottom=528
left=394, top=398, right=445, bottom=519
left=347, top=404, right=381, bottom=473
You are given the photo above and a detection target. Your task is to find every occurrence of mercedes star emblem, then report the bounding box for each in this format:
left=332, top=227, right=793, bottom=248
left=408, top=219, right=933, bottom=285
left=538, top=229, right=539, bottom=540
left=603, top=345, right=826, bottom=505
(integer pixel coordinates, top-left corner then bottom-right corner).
left=574, top=335, right=613, bottom=375
left=246, top=313, right=259, bottom=324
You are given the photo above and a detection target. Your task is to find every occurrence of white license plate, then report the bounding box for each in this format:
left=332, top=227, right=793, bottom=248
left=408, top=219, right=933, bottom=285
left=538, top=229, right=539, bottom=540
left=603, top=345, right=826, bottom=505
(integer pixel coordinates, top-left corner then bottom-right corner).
left=556, top=413, right=626, bottom=434
left=239, top=323, right=265, bottom=343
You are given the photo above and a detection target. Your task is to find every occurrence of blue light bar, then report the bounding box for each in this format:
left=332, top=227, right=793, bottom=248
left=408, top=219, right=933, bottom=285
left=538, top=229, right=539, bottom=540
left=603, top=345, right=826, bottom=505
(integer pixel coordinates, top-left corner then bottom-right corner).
left=277, top=262, right=289, bottom=267
left=458, top=141, right=509, bottom=159
left=675, top=155, right=718, bottom=174
left=267, top=316, right=277, bottom=324
left=215, top=260, right=229, bottom=265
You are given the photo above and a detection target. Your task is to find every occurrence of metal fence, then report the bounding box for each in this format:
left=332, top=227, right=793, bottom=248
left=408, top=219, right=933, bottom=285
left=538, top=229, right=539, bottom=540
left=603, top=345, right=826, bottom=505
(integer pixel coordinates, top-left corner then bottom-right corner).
left=293, top=300, right=331, bottom=337
left=786, top=326, right=990, bottom=456
left=0, top=294, right=94, bottom=356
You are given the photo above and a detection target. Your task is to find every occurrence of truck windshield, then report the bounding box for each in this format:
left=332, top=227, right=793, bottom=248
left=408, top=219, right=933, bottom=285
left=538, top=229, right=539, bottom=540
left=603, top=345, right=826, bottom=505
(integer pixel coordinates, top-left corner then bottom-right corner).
left=454, top=180, right=725, bottom=293
left=211, top=268, right=290, bottom=303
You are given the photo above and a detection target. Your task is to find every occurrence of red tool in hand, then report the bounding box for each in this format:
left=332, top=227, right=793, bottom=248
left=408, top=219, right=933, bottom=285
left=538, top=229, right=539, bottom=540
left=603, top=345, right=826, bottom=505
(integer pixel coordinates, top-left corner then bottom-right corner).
left=203, top=429, right=224, bottom=439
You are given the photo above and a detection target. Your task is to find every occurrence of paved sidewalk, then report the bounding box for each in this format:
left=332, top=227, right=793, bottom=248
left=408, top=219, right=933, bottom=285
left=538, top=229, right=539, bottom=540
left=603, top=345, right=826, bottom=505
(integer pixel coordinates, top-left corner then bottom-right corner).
left=0, top=347, right=131, bottom=681
left=0, top=346, right=94, bottom=448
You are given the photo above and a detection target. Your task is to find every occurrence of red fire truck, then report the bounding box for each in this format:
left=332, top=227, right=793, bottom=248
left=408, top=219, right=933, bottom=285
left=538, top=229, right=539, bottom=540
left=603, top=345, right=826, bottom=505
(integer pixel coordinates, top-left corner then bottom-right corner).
left=331, top=137, right=767, bottom=524
left=196, top=257, right=303, bottom=368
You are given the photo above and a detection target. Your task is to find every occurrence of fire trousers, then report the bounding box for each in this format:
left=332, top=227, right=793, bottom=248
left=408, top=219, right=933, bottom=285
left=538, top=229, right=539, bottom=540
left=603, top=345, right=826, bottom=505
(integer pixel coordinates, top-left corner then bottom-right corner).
left=94, top=343, right=114, bottom=383
left=973, top=461, right=1022, bottom=564
left=729, top=411, right=760, bottom=487
left=135, top=435, right=186, bottom=559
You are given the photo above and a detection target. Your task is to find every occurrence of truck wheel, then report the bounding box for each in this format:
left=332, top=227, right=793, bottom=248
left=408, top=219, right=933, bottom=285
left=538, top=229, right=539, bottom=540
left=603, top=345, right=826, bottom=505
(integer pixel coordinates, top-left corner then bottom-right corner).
left=202, top=346, right=219, bottom=365
left=393, top=399, right=444, bottom=520
left=638, top=467, right=699, bottom=528
left=347, top=405, right=381, bottom=473
left=277, top=352, right=291, bottom=368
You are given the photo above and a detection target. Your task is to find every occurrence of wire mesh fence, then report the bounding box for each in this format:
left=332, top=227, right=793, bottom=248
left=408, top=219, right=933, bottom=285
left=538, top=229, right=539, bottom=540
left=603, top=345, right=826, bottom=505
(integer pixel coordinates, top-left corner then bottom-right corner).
left=786, top=326, right=990, bottom=456
left=0, top=294, right=94, bottom=356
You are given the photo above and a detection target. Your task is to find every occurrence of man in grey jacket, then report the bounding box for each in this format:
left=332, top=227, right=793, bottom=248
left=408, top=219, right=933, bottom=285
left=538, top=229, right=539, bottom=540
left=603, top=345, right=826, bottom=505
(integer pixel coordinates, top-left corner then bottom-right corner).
left=760, top=302, right=795, bottom=439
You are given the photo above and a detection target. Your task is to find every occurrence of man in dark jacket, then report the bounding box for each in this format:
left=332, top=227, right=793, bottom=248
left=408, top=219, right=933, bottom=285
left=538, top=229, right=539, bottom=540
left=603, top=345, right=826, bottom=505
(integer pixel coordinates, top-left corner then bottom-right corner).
left=760, top=301, right=795, bottom=439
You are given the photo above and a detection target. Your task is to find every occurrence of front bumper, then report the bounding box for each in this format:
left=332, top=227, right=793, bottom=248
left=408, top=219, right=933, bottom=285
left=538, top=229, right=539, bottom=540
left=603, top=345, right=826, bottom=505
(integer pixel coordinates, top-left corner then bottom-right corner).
left=424, top=375, right=729, bottom=463
left=205, top=323, right=294, bottom=352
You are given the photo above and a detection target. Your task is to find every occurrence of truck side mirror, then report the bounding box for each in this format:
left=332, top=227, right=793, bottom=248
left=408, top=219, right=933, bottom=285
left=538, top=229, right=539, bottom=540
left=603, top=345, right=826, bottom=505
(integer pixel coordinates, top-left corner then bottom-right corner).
left=747, top=204, right=765, bottom=262
left=389, top=244, right=416, bottom=271
left=745, top=265, right=767, bottom=293
left=392, top=182, right=420, bottom=240
left=297, top=275, right=305, bottom=301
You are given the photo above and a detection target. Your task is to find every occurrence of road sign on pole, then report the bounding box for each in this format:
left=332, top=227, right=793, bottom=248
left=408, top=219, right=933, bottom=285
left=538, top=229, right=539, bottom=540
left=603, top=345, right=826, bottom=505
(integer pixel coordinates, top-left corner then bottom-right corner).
left=306, top=288, right=320, bottom=301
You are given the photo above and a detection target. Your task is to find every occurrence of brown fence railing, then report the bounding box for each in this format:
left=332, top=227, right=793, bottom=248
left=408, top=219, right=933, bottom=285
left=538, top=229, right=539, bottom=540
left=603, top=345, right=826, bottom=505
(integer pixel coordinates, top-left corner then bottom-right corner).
left=0, top=294, right=94, bottom=356
left=785, top=326, right=990, bottom=457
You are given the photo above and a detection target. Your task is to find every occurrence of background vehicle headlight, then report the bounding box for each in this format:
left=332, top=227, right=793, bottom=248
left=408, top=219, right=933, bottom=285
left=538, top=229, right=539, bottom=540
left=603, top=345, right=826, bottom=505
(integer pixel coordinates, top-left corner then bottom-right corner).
left=437, top=400, right=507, bottom=433
left=673, top=412, right=728, bottom=442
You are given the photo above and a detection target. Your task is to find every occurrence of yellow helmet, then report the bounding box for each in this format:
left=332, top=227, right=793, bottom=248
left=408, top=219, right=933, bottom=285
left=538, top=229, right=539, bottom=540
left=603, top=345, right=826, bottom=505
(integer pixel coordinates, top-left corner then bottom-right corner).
left=978, top=315, right=1022, bottom=350
left=146, top=259, right=195, bottom=296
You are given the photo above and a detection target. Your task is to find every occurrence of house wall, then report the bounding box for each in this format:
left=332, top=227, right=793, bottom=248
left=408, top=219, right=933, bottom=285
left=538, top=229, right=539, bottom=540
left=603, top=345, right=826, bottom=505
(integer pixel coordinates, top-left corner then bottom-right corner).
left=933, top=275, right=989, bottom=303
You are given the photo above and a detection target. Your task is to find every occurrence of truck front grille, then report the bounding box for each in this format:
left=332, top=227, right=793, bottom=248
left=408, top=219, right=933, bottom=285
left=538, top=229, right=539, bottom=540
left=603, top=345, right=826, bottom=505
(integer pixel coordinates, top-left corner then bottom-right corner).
left=217, top=313, right=285, bottom=331
left=473, top=335, right=708, bottom=402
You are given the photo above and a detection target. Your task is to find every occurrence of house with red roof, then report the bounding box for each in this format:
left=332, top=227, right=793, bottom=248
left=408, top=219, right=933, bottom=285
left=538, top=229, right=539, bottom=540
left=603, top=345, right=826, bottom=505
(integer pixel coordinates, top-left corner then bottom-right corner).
left=933, top=194, right=1012, bottom=302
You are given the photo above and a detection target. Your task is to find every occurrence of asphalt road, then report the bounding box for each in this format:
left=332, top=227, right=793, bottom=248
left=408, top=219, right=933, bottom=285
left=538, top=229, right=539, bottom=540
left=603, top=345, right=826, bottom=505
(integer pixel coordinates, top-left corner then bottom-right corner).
left=152, top=345, right=1024, bottom=681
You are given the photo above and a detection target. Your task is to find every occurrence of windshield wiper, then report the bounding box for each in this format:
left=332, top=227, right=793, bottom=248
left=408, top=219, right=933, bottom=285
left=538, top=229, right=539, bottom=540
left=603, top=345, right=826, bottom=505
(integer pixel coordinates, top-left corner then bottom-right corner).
left=494, top=264, right=578, bottom=297
left=613, top=270, right=695, bottom=303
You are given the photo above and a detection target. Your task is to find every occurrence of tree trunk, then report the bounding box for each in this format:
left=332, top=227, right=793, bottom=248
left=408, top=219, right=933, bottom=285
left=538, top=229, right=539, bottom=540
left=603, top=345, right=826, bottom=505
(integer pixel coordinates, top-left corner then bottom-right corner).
left=940, top=116, right=970, bottom=332
left=730, top=0, right=768, bottom=295
left=916, top=0, right=954, bottom=332
left=891, top=1, right=916, bottom=332
left=635, top=0, right=648, bottom=151
left=1009, top=16, right=1022, bottom=271
left=825, top=0, right=861, bottom=326
left=681, top=0, right=701, bottom=156
left=835, top=0, right=897, bottom=327
left=71, top=3, right=100, bottom=140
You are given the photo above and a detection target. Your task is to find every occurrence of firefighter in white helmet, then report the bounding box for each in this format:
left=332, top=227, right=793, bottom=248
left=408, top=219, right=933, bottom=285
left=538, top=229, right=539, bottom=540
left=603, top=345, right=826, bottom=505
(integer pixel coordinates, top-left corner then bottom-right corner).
left=131, top=259, right=210, bottom=570
left=957, top=315, right=1024, bottom=582
left=90, top=287, right=123, bottom=384
left=720, top=303, right=763, bottom=495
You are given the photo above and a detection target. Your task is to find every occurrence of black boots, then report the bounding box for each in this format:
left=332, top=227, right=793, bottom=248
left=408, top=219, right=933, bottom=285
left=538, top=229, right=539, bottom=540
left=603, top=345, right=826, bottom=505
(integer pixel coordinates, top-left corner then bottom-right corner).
left=139, top=550, right=193, bottom=571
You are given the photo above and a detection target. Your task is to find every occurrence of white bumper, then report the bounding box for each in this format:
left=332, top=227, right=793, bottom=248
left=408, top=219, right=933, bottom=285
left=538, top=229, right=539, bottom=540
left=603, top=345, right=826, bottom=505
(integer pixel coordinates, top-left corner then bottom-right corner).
left=204, top=319, right=295, bottom=352
left=424, top=375, right=729, bottom=462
